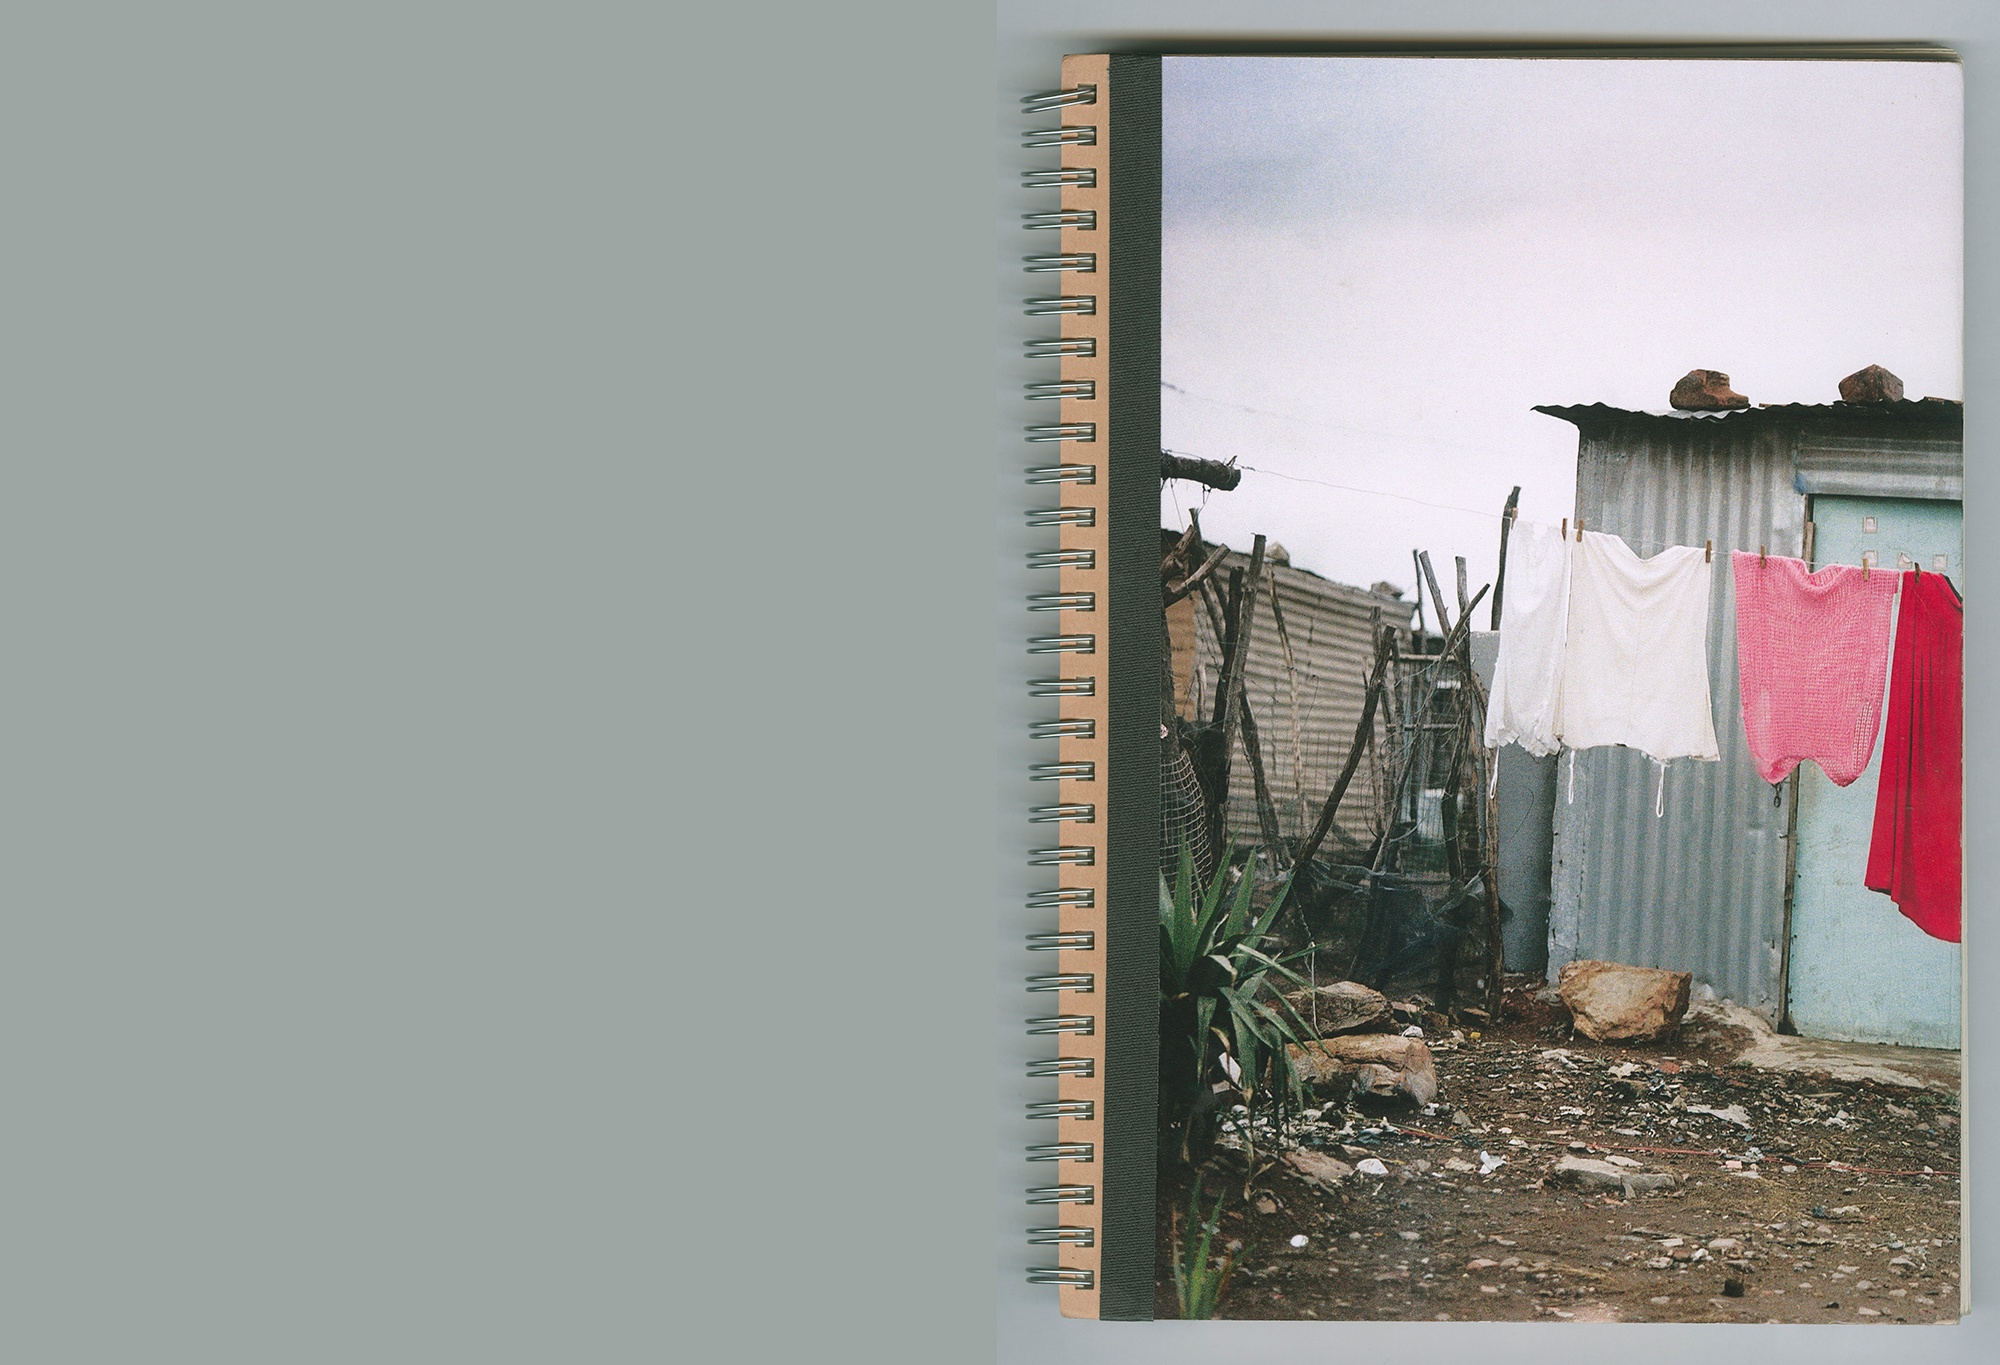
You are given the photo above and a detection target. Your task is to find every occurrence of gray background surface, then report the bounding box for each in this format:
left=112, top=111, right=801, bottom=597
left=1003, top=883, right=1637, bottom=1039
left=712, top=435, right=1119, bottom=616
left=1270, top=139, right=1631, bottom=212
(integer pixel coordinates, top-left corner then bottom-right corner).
left=0, top=2, right=1989, bottom=1362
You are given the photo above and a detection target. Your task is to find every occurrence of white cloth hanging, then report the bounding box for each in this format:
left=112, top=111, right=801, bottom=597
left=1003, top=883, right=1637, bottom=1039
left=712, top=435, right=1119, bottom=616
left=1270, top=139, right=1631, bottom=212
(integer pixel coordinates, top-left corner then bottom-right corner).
left=1483, top=519, right=1571, bottom=757
left=1555, top=530, right=1721, bottom=762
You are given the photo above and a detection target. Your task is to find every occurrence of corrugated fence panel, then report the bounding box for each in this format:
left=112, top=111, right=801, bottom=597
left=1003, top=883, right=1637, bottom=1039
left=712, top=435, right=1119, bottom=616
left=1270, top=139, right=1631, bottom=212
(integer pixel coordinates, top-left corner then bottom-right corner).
left=1188, top=553, right=1411, bottom=855
left=1551, top=420, right=1805, bottom=1019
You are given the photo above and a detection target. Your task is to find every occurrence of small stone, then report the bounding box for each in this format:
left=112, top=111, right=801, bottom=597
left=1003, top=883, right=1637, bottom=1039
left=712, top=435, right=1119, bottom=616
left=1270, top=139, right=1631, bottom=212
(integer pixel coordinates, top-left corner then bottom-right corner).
left=1838, top=365, right=1904, bottom=403
left=1650, top=1295, right=1671, bottom=1305
left=1282, top=1149, right=1355, bottom=1190
left=1467, top=1257, right=1498, bottom=1270
left=1254, top=1196, right=1278, bottom=1214
left=1724, top=1278, right=1745, bottom=1297
left=1645, top=1256, right=1673, bottom=1270
left=1289, top=1234, right=1309, bottom=1248
left=1669, top=368, right=1750, bottom=411
left=1857, top=1307, right=1882, bottom=1317
left=1355, top=1158, right=1389, bottom=1177
left=1398, top=1231, right=1421, bottom=1241
left=1481, top=1285, right=1500, bottom=1294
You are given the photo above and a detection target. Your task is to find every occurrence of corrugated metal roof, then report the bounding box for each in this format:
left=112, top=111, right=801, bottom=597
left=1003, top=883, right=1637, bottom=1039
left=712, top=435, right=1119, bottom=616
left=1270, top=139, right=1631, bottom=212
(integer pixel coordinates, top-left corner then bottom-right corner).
left=1536, top=399, right=1963, bottom=428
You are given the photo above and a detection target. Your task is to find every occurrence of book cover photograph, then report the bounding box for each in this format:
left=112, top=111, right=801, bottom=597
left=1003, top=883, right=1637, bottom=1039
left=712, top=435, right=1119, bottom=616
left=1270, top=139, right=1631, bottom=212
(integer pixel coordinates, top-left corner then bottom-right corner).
left=1020, top=49, right=1964, bottom=1325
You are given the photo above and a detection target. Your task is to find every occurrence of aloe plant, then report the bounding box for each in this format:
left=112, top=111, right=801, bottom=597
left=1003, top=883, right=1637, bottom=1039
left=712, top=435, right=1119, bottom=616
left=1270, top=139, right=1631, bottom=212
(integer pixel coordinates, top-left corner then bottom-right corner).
left=1171, top=1174, right=1239, bottom=1319
left=1158, top=843, right=1315, bottom=1166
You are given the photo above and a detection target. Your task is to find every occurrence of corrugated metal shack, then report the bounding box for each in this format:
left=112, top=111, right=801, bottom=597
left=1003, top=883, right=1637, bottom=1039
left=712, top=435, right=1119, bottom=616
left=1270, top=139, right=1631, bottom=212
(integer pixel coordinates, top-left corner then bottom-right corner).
left=1533, top=396, right=1964, bottom=1038
left=1166, top=539, right=1413, bottom=856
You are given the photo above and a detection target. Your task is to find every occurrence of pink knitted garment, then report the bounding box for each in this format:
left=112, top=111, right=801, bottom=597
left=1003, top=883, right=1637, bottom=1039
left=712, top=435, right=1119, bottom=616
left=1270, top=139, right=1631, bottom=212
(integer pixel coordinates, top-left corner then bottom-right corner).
left=1731, top=552, right=1900, bottom=785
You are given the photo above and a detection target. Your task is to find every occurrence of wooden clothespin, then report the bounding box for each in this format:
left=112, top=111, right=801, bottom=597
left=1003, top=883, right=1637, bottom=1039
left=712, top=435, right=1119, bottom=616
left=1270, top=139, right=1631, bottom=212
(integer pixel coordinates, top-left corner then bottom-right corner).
left=1704, top=539, right=1712, bottom=563
left=1759, top=544, right=1766, bottom=566
left=1560, top=517, right=1568, bottom=540
left=1576, top=516, right=1584, bottom=542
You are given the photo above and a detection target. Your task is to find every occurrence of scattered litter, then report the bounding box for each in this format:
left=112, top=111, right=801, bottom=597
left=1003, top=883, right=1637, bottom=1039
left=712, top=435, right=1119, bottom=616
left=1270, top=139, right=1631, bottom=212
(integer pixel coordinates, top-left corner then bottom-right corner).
left=1290, top=1234, right=1310, bottom=1248
left=1356, top=1158, right=1390, bottom=1177
left=1477, top=1151, right=1506, bottom=1176
left=1687, top=1103, right=1753, bottom=1128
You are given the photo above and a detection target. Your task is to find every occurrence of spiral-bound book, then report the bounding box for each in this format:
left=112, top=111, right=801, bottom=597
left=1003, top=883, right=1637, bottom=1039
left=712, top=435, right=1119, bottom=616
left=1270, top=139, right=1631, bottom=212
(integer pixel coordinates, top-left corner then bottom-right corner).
left=1020, top=48, right=1965, bottom=1323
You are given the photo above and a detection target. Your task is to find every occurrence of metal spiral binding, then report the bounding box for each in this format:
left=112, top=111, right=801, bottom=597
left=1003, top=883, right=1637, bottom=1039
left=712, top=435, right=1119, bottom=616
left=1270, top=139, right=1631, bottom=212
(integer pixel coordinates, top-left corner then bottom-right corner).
left=1027, top=1143, right=1095, bottom=1161
left=1024, top=79, right=1100, bottom=1295
left=1022, top=168, right=1096, bottom=189
left=1021, top=84, right=1096, bottom=114
left=1026, top=1268, right=1096, bottom=1288
left=1026, top=1058, right=1094, bottom=1078
left=1021, top=210, right=1096, bottom=231
left=1022, top=252, right=1096, bottom=272
left=1022, top=126, right=1096, bottom=148
left=1025, top=336, right=1094, bottom=358
left=1024, top=464, right=1104, bottom=486
left=1028, top=803, right=1095, bottom=822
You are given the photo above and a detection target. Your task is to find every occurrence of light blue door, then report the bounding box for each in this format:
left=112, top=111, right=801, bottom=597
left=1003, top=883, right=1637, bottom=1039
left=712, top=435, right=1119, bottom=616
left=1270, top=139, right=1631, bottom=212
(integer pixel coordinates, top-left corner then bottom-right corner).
left=1785, top=495, right=1961, bottom=1048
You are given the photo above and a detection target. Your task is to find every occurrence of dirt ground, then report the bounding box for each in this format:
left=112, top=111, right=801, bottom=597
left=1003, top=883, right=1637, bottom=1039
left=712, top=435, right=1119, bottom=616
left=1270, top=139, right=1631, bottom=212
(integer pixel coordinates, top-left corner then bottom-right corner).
left=1154, top=986, right=1962, bottom=1324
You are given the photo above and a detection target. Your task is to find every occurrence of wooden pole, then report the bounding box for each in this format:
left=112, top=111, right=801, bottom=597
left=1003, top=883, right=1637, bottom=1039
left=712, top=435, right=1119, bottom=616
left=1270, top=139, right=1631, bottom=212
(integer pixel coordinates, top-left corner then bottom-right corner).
left=1196, top=567, right=1283, bottom=865
left=1417, top=550, right=1454, bottom=643
left=1212, top=535, right=1266, bottom=808
left=1490, top=487, right=1521, bottom=630
left=1410, top=549, right=1427, bottom=641
left=1457, top=622, right=1507, bottom=1021
left=1454, top=555, right=1471, bottom=621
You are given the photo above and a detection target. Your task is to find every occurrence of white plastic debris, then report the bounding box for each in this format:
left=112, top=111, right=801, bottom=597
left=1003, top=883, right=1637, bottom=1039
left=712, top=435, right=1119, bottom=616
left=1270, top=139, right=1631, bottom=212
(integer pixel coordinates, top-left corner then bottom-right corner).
left=1687, top=1103, right=1752, bottom=1128
left=1218, top=1052, right=1243, bottom=1084
left=1478, top=1151, right=1506, bottom=1176
left=1290, top=1234, right=1310, bottom=1248
left=1356, top=1158, right=1390, bottom=1177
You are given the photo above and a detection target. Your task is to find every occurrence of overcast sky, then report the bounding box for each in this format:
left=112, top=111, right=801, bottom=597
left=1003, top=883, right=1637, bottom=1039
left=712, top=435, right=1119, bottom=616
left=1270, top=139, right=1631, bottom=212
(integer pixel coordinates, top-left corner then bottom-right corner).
left=1162, top=56, right=1963, bottom=612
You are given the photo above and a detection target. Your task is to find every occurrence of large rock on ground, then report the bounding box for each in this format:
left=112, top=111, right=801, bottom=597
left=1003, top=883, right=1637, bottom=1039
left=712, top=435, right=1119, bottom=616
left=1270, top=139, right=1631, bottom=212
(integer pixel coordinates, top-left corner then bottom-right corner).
left=1551, top=1154, right=1677, bottom=1196
left=1281, top=981, right=1392, bottom=1037
left=1557, top=959, right=1691, bottom=1042
left=1287, top=1034, right=1438, bottom=1105
left=1669, top=368, right=1749, bottom=411
left=1839, top=364, right=1905, bottom=403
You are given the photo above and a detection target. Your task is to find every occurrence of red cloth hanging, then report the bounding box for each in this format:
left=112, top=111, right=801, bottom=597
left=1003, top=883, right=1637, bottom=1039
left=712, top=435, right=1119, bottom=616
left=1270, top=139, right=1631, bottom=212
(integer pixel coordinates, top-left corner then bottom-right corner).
left=1865, top=571, right=1963, bottom=942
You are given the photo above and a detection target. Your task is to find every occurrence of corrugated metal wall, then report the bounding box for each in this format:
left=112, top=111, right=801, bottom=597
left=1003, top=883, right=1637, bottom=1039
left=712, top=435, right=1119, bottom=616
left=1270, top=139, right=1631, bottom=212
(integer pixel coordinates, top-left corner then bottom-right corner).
left=1552, top=418, right=1806, bottom=1018
left=1180, top=550, right=1412, bottom=855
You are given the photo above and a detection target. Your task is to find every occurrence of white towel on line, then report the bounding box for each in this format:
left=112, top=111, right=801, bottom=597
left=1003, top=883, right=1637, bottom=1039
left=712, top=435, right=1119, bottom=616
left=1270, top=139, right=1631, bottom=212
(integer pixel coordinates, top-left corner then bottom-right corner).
left=1555, top=530, right=1720, bottom=763
left=1483, top=518, right=1570, bottom=757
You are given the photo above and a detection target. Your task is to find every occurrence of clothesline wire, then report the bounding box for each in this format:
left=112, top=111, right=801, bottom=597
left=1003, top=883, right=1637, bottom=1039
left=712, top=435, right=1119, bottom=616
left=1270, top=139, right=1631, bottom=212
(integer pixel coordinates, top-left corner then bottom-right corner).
left=1510, top=517, right=1961, bottom=572
left=1160, top=446, right=1958, bottom=573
